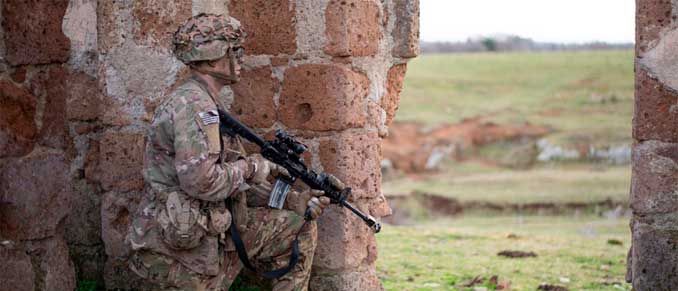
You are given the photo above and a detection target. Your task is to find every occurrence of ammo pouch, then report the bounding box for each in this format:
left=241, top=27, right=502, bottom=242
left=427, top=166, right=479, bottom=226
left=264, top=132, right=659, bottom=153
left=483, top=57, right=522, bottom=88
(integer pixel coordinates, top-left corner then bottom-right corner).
left=156, top=191, right=209, bottom=250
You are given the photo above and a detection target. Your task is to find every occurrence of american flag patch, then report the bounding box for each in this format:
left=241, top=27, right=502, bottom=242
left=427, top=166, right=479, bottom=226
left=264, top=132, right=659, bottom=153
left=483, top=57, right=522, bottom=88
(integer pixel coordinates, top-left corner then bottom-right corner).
left=198, top=110, right=219, bottom=125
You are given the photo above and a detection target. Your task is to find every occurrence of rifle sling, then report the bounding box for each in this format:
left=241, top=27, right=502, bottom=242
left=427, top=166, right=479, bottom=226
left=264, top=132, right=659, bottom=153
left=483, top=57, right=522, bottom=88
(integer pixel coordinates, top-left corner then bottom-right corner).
left=228, top=212, right=305, bottom=279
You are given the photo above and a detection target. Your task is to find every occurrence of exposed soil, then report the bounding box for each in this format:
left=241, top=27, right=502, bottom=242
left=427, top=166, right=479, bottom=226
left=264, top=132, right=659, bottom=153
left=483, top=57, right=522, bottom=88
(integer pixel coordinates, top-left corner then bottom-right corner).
left=498, top=250, right=538, bottom=258
left=383, top=192, right=628, bottom=225
left=383, top=119, right=551, bottom=173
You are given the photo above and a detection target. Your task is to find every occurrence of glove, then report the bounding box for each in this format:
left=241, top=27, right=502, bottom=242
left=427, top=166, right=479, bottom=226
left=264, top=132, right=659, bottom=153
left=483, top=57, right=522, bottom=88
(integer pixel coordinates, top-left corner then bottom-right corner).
left=245, top=154, right=288, bottom=184
left=286, top=189, right=331, bottom=220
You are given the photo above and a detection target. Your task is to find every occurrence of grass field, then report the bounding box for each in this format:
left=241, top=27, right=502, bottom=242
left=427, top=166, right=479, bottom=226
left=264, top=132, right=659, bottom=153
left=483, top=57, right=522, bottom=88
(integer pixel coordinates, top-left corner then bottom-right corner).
left=397, top=50, right=634, bottom=145
left=377, top=216, right=631, bottom=291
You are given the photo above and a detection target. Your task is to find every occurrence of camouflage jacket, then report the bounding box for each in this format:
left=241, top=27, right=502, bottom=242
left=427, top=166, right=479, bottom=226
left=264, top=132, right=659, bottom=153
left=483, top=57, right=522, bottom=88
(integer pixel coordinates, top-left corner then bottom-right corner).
left=127, top=77, right=254, bottom=276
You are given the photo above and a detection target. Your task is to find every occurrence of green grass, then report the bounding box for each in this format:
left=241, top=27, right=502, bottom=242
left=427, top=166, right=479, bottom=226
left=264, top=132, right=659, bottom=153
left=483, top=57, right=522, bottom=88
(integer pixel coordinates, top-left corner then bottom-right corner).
left=384, top=161, right=630, bottom=204
left=377, top=216, right=631, bottom=291
left=397, top=50, right=634, bottom=144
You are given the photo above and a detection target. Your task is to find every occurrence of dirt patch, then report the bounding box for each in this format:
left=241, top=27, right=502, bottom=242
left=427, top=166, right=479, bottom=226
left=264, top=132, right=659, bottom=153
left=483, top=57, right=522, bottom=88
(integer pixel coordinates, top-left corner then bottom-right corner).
left=537, top=284, right=569, bottom=291
left=383, top=119, right=551, bottom=173
left=498, top=250, right=538, bottom=258
left=383, top=192, right=628, bottom=225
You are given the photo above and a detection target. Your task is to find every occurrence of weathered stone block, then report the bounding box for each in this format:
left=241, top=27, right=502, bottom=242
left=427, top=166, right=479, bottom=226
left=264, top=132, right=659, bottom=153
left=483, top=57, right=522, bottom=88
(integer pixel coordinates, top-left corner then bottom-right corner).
left=133, top=0, right=191, bottom=46
left=229, top=0, right=297, bottom=55
left=2, top=0, right=71, bottom=65
left=0, top=151, right=72, bottom=240
left=231, top=66, right=278, bottom=128
left=102, top=191, right=139, bottom=259
left=279, top=64, right=369, bottom=131
left=382, top=63, right=407, bottom=125
left=631, top=140, right=678, bottom=214
left=636, top=0, right=674, bottom=54
left=631, top=215, right=678, bottom=290
left=65, top=181, right=102, bottom=246
left=391, top=0, right=420, bottom=58
left=92, top=132, right=145, bottom=192
left=324, top=0, right=382, bottom=57
left=314, top=206, right=374, bottom=271
left=319, top=132, right=381, bottom=200
left=67, top=71, right=102, bottom=121
left=29, top=67, right=71, bottom=150
left=0, top=80, right=37, bottom=158
left=25, top=236, right=77, bottom=291
left=633, top=68, right=678, bottom=143
left=0, top=246, right=34, bottom=290
left=310, top=262, right=384, bottom=291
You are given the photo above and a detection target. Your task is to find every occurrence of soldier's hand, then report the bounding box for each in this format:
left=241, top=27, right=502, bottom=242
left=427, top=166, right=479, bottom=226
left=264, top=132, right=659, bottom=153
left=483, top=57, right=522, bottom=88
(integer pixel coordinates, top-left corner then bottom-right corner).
left=287, top=189, right=330, bottom=219
left=246, top=154, right=287, bottom=184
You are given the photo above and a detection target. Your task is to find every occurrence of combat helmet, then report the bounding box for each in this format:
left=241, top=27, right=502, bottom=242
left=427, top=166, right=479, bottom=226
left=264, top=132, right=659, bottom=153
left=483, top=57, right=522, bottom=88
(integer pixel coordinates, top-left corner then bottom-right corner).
left=172, top=13, right=246, bottom=64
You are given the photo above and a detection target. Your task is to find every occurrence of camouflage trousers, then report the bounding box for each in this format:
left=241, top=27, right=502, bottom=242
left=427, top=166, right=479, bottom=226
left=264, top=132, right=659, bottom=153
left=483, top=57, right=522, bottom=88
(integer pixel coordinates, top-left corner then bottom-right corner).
left=132, top=208, right=317, bottom=291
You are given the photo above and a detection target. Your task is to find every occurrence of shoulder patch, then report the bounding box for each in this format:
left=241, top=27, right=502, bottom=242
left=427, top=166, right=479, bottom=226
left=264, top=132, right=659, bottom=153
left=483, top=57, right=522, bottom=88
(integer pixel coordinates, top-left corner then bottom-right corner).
left=198, top=110, right=219, bottom=125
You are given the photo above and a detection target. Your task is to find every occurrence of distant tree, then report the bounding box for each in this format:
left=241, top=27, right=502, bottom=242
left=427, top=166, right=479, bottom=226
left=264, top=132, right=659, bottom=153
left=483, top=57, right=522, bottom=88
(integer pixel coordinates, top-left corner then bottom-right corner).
left=481, top=38, right=497, bottom=51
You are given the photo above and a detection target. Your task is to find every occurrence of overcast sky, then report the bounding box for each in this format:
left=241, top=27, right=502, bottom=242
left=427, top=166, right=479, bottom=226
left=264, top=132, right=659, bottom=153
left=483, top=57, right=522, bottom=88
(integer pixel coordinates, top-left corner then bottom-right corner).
left=420, top=0, right=636, bottom=43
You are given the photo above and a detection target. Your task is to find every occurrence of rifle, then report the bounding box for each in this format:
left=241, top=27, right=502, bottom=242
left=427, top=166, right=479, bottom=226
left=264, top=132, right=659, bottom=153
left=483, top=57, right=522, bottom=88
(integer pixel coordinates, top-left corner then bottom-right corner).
left=217, top=109, right=381, bottom=233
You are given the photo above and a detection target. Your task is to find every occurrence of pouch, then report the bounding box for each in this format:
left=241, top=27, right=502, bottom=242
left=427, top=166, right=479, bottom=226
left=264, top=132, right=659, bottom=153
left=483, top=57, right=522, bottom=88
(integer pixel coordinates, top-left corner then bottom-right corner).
left=156, top=191, right=208, bottom=250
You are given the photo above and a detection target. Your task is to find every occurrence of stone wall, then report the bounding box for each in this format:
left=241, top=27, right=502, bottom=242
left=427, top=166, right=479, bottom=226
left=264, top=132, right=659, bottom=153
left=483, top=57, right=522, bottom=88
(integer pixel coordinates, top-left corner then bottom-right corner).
left=629, top=0, right=678, bottom=290
left=0, top=0, right=418, bottom=290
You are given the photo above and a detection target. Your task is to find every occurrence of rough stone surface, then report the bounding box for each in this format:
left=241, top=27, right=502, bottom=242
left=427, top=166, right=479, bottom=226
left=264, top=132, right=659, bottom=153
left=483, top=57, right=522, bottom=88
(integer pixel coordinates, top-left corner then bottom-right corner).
left=29, top=67, right=72, bottom=150
left=133, top=0, right=191, bottom=47
left=192, top=0, right=228, bottom=15
left=633, top=68, right=678, bottom=143
left=310, top=263, right=383, bottom=291
left=67, top=71, right=102, bottom=121
left=382, top=63, right=407, bottom=125
left=229, top=0, right=297, bottom=55
left=2, top=0, right=71, bottom=65
left=279, top=64, right=369, bottom=131
left=313, top=206, right=373, bottom=271
left=0, top=246, right=35, bottom=290
left=65, top=181, right=102, bottom=246
left=231, top=66, right=278, bottom=128
left=324, top=0, right=382, bottom=57
left=392, top=0, right=420, bottom=58
left=631, top=140, right=678, bottom=214
left=91, top=132, right=145, bottom=192
left=62, top=0, right=98, bottom=75
left=636, top=0, right=675, bottom=54
left=102, top=191, right=139, bottom=259
left=0, top=151, right=72, bottom=240
left=319, top=132, right=381, bottom=200
left=69, top=244, right=105, bottom=286
left=639, top=27, right=678, bottom=92
left=631, top=214, right=678, bottom=290
left=25, top=236, right=77, bottom=291
left=0, top=80, right=37, bottom=158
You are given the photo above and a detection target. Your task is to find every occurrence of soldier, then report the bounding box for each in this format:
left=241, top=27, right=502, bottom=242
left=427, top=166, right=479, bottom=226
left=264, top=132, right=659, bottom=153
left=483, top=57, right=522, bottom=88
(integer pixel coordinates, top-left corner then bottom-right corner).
left=126, top=13, right=341, bottom=291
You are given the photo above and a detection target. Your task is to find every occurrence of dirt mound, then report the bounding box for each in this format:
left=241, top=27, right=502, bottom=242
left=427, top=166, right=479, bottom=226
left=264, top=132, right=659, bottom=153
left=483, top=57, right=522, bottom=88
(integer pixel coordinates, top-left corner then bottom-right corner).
left=383, top=119, right=551, bottom=173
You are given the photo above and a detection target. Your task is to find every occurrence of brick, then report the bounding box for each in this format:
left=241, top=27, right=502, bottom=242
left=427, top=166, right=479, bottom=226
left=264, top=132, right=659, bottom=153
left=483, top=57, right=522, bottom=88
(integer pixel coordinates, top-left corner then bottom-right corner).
left=279, top=64, right=369, bottom=131
left=2, top=0, right=71, bottom=65
left=0, top=80, right=37, bottom=158
left=9, top=67, right=26, bottom=83
left=231, top=66, right=278, bottom=128
left=391, top=0, right=420, bottom=58
left=229, top=0, right=297, bottom=55
left=630, top=140, right=678, bottom=214
left=368, top=194, right=392, bottom=218
left=631, top=214, right=678, bottom=290
left=96, top=0, right=124, bottom=53
left=93, top=132, right=145, bottom=192
left=0, top=151, right=72, bottom=240
left=324, top=0, right=382, bottom=57
left=382, top=63, right=407, bottom=125
left=319, top=132, right=381, bottom=200
left=313, top=206, right=373, bottom=270
left=633, top=68, right=678, bottom=142
left=133, top=0, right=191, bottom=47
left=29, top=67, right=71, bottom=149
left=636, top=0, right=674, bottom=54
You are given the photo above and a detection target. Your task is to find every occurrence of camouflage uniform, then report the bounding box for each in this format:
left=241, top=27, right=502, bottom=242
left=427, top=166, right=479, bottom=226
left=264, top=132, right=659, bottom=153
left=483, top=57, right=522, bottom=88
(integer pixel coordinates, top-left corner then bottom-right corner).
left=126, top=14, right=318, bottom=291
